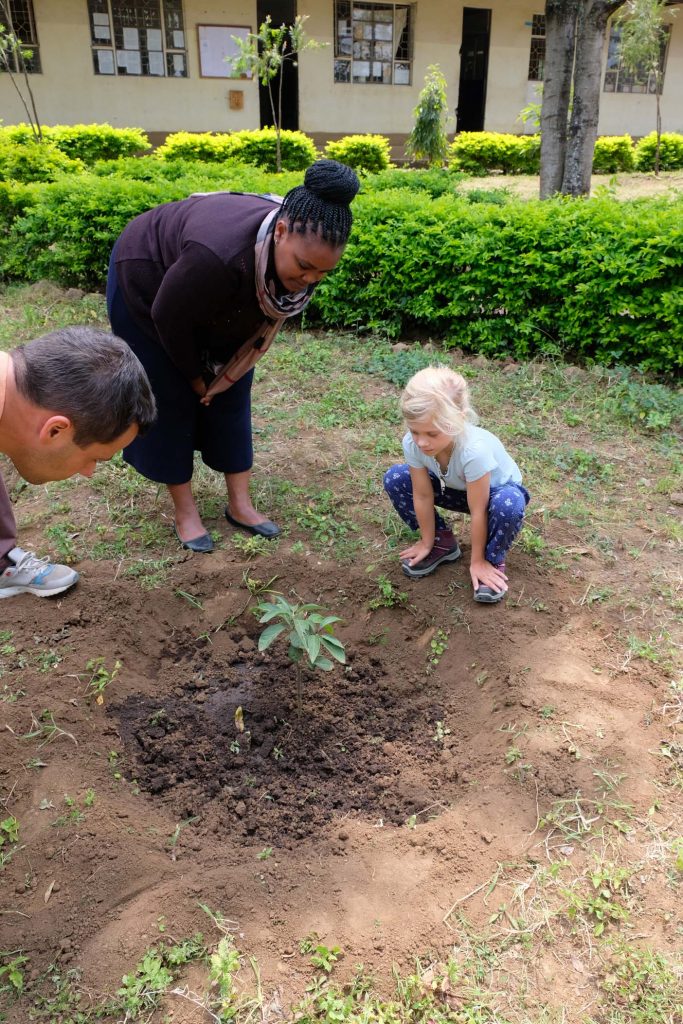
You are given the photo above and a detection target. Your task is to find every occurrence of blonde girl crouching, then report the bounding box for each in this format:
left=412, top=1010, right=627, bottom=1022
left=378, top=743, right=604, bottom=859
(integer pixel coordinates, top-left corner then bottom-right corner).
left=383, top=366, right=530, bottom=603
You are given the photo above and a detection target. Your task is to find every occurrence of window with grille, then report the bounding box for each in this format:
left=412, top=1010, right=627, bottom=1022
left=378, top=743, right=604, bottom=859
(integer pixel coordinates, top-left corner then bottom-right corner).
left=334, top=2, right=413, bottom=85
left=603, top=23, right=671, bottom=93
left=0, top=0, right=41, bottom=73
left=527, top=13, right=545, bottom=82
left=87, top=0, right=187, bottom=77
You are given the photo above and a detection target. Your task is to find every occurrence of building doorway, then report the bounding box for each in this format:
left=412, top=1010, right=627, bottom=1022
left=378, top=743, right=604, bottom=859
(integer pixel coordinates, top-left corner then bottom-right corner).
left=256, top=0, right=299, bottom=131
left=456, top=7, right=491, bottom=132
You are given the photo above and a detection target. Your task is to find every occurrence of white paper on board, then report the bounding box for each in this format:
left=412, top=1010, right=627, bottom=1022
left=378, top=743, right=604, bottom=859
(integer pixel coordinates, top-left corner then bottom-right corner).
left=122, top=27, right=139, bottom=50
left=147, top=28, right=162, bottom=51
left=97, top=49, right=115, bottom=74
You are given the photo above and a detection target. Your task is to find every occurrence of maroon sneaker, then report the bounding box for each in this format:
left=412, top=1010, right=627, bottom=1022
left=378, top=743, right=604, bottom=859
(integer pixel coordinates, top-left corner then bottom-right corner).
left=401, top=529, right=462, bottom=579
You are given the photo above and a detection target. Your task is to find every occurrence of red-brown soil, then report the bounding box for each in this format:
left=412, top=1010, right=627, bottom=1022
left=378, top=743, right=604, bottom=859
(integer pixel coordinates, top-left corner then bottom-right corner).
left=0, top=510, right=673, bottom=1020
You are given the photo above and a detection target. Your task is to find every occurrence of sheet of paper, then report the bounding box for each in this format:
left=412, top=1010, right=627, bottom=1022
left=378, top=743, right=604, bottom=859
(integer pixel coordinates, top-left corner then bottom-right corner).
left=147, top=28, right=162, bottom=51
left=97, top=49, right=115, bottom=74
left=122, top=27, right=139, bottom=50
left=148, top=50, right=164, bottom=75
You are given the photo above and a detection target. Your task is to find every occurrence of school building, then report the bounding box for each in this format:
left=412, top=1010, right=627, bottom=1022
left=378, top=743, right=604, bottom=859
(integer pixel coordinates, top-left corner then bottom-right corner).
left=1, top=1, right=681, bottom=154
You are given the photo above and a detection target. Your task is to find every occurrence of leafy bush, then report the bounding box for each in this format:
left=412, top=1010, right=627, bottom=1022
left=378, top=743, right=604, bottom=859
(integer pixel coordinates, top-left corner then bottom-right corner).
left=158, top=128, right=316, bottom=171
left=0, top=165, right=307, bottom=287
left=0, top=139, right=83, bottom=183
left=156, top=131, right=232, bottom=163
left=92, top=156, right=305, bottom=195
left=223, top=128, right=317, bottom=171
left=324, top=134, right=391, bottom=173
left=0, top=176, right=185, bottom=287
left=309, top=189, right=682, bottom=374
left=2, top=171, right=681, bottom=375
left=592, top=135, right=635, bottom=173
left=449, top=132, right=541, bottom=175
left=0, top=180, right=39, bottom=223
left=0, top=123, right=150, bottom=164
left=634, top=131, right=683, bottom=171
left=47, top=124, right=150, bottom=164
left=364, top=167, right=462, bottom=198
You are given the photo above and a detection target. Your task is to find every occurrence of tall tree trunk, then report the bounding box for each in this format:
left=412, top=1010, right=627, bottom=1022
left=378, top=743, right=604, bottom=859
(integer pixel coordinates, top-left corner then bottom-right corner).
left=562, top=0, right=616, bottom=194
left=540, top=0, right=626, bottom=197
left=540, top=0, right=580, bottom=197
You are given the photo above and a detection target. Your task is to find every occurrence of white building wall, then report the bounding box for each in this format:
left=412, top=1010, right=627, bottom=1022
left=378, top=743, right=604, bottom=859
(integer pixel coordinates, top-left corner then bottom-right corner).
left=0, top=0, right=261, bottom=133
left=0, top=1, right=680, bottom=140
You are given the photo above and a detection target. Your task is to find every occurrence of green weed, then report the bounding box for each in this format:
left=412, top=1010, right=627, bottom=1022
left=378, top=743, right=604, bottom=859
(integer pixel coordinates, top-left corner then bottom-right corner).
left=368, top=574, right=408, bottom=610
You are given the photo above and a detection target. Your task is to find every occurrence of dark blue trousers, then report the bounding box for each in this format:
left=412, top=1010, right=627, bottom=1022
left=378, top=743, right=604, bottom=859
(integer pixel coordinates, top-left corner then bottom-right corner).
left=383, top=463, right=530, bottom=566
left=106, top=253, right=253, bottom=485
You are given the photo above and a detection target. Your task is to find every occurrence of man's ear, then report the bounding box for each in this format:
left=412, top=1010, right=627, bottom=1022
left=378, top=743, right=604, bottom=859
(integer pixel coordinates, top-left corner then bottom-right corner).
left=38, top=415, right=73, bottom=444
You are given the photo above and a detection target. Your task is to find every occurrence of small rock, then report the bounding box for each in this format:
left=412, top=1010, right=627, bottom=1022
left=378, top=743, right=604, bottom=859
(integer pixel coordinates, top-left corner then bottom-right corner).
left=60, top=939, right=71, bottom=952
left=671, top=492, right=683, bottom=506
left=234, top=801, right=247, bottom=817
left=392, top=342, right=409, bottom=352
left=338, top=831, right=349, bottom=842
left=239, top=637, right=255, bottom=654
left=481, top=831, right=494, bottom=845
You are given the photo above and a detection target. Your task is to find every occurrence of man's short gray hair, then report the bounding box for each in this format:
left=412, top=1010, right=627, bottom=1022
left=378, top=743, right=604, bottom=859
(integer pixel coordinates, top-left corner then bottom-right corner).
left=11, top=326, right=156, bottom=446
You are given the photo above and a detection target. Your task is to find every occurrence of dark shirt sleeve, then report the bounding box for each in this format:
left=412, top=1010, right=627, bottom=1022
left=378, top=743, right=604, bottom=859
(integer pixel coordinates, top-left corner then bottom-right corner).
left=150, top=242, right=240, bottom=381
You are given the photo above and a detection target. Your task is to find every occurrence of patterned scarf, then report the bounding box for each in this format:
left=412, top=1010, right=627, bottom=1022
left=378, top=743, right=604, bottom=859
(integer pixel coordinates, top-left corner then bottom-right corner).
left=203, top=200, right=315, bottom=402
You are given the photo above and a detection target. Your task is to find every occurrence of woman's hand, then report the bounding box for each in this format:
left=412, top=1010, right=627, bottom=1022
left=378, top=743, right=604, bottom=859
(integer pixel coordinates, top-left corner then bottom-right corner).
left=400, top=540, right=432, bottom=566
left=469, top=560, right=508, bottom=593
left=190, top=376, right=208, bottom=398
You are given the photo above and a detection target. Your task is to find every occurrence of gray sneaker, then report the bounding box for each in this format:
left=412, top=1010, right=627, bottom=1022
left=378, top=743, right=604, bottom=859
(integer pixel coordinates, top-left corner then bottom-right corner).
left=0, top=547, right=79, bottom=599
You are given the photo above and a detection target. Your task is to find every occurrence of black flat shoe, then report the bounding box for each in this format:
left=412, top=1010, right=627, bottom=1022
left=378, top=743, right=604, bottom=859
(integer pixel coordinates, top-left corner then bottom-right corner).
left=173, top=522, right=214, bottom=553
left=224, top=508, right=281, bottom=539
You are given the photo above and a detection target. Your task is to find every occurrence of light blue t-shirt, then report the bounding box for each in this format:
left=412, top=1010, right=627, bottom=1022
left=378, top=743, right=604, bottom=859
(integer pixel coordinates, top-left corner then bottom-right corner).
left=402, top=425, right=522, bottom=491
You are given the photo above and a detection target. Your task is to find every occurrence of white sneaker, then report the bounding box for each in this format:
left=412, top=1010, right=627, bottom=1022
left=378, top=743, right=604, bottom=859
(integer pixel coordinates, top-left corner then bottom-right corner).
left=0, top=547, right=79, bottom=599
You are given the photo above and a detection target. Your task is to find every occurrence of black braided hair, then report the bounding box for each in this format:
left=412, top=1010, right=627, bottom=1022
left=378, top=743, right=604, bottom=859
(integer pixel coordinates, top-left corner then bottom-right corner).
left=280, top=159, right=360, bottom=246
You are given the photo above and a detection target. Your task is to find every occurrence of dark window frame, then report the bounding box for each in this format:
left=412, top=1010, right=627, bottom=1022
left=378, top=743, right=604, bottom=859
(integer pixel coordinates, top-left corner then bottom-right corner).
left=603, top=22, right=671, bottom=94
left=527, top=12, right=545, bottom=82
left=0, top=0, right=41, bottom=74
left=87, top=0, right=188, bottom=78
left=333, top=1, right=414, bottom=86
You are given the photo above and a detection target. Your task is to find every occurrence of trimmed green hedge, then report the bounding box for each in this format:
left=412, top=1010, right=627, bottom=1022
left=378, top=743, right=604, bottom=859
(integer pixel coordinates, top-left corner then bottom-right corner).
left=448, top=131, right=675, bottom=175
left=0, top=139, right=84, bottom=183
left=0, top=123, right=150, bottom=164
left=449, top=133, right=541, bottom=175
left=323, top=135, right=391, bottom=173
left=634, top=132, right=683, bottom=172
left=157, top=128, right=317, bottom=171
left=0, top=166, right=306, bottom=287
left=0, top=170, right=680, bottom=374
left=592, top=135, right=635, bottom=174
left=309, top=189, right=682, bottom=374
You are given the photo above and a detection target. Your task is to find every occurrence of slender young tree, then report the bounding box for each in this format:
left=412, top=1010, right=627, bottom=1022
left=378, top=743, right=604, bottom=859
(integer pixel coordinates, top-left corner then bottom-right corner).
left=616, top=0, right=675, bottom=174
left=0, top=0, right=42, bottom=140
left=232, top=15, right=324, bottom=173
left=406, top=64, right=451, bottom=167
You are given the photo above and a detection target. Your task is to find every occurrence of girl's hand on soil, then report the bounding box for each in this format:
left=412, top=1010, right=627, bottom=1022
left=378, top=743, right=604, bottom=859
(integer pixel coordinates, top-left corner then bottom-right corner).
left=470, top=560, right=508, bottom=593
left=400, top=540, right=432, bottom=566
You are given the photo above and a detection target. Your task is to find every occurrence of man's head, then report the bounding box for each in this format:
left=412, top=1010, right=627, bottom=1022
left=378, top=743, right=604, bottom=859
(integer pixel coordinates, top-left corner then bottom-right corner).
left=8, top=326, right=156, bottom=483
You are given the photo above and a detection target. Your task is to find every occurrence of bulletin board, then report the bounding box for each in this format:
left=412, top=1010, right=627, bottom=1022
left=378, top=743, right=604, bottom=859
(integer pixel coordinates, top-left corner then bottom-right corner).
left=197, top=24, right=252, bottom=78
